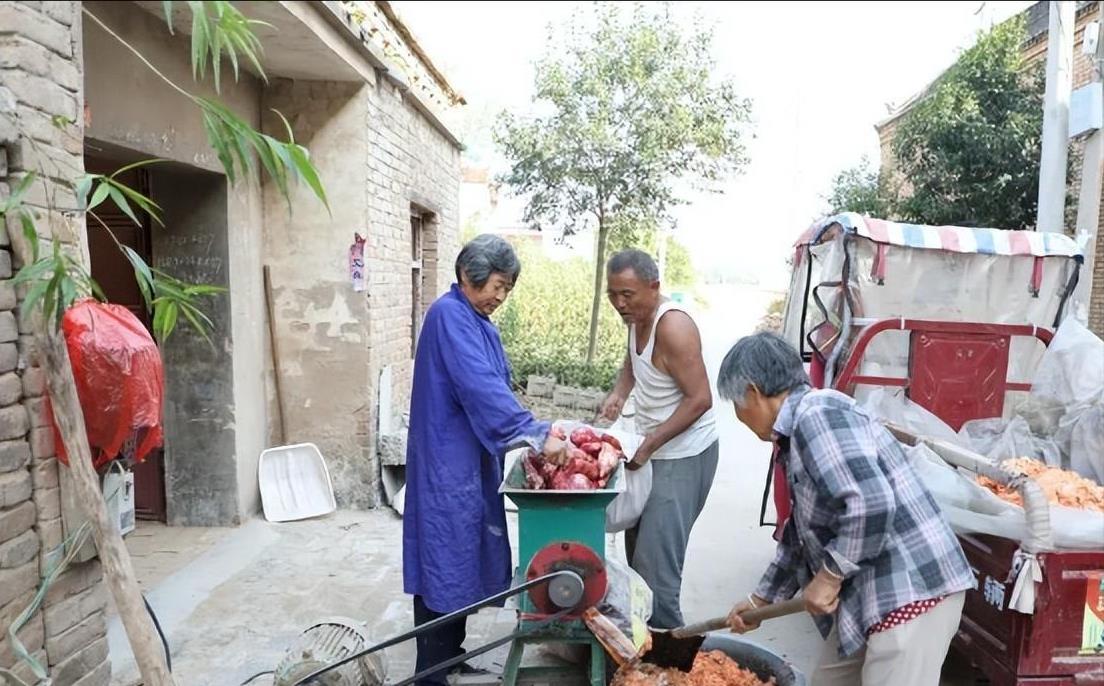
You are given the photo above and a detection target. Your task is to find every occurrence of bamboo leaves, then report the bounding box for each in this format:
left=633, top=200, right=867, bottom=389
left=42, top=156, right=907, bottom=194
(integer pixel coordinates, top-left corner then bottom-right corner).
left=196, top=98, right=329, bottom=211
left=163, top=0, right=271, bottom=93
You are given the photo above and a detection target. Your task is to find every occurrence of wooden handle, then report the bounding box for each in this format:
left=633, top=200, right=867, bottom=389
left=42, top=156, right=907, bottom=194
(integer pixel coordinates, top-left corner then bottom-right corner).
left=670, top=597, right=806, bottom=639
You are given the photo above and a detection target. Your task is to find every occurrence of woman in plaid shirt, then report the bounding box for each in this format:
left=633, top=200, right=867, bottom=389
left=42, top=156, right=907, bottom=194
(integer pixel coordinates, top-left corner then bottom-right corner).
left=717, top=333, right=976, bottom=686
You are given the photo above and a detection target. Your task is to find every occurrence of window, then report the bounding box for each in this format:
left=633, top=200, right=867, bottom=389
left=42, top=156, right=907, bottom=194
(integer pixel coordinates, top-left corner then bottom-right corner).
left=411, top=211, right=424, bottom=356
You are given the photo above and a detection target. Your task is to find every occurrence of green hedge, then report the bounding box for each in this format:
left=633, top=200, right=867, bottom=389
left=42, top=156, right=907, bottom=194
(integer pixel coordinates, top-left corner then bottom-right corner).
left=495, top=245, right=627, bottom=391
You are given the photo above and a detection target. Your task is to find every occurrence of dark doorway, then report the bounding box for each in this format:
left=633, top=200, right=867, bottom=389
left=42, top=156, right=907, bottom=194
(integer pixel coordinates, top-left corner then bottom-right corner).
left=84, top=155, right=167, bottom=522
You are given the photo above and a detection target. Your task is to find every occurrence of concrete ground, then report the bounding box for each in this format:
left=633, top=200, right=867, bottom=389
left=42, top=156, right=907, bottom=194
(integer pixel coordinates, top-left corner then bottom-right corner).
left=106, top=284, right=976, bottom=684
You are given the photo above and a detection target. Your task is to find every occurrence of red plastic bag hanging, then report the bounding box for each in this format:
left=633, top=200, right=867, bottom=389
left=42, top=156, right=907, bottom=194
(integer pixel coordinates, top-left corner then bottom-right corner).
left=47, top=300, right=164, bottom=469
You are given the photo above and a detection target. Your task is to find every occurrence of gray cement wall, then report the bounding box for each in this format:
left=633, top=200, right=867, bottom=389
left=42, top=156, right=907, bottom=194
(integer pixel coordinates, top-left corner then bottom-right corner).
left=262, top=79, right=376, bottom=508
left=83, top=0, right=269, bottom=524
left=261, top=67, right=460, bottom=507
left=82, top=0, right=260, bottom=175
left=154, top=168, right=240, bottom=526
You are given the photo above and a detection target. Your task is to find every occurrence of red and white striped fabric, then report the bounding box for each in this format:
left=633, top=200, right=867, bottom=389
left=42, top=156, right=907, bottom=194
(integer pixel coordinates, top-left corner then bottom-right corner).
left=795, top=213, right=1083, bottom=259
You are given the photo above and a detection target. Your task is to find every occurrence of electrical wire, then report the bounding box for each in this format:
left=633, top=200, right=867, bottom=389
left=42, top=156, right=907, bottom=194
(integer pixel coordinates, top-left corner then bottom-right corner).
left=142, top=594, right=171, bottom=672
left=239, top=670, right=274, bottom=685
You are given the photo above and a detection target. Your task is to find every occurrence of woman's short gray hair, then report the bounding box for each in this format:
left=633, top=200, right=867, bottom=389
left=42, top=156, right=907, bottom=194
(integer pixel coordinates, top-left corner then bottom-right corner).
left=718, top=332, right=809, bottom=405
left=455, top=234, right=522, bottom=287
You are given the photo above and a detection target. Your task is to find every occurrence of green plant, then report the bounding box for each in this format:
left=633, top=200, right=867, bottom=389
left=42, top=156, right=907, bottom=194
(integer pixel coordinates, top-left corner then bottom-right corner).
left=893, top=17, right=1045, bottom=229
left=495, top=2, right=751, bottom=365
left=496, top=243, right=626, bottom=390
left=824, top=156, right=897, bottom=218
left=163, top=0, right=270, bottom=94
left=826, top=17, right=1054, bottom=230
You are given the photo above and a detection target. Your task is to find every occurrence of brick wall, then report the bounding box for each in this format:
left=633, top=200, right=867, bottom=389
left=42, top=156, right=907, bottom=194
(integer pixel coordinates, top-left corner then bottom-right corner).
left=0, top=2, right=110, bottom=684
left=261, top=68, right=459, bottom=505
left=365, top=74, right=460, bottom=425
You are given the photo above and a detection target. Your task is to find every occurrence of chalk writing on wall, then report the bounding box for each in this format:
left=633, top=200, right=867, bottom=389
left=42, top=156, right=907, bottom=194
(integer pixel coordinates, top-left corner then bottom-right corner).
left=155, top=255, right=225, bottom=284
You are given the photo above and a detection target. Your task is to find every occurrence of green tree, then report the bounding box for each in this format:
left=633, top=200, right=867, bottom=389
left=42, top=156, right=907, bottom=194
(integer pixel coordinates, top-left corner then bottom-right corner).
left=495, top=2, right=751, bottom=365
left=824, top=156, right=897, bottom=218
left=893, top=16, right=1044, bottom=229
left=607, top=219, right=695, bottom=288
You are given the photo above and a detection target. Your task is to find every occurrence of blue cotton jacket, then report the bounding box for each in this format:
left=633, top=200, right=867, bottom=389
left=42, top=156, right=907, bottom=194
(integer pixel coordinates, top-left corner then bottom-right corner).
left=402, top=284, right=549, bottom=613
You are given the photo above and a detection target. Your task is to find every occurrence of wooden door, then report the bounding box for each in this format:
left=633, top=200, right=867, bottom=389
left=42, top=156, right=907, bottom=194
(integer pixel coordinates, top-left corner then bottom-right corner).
left=84, top=158, right=167, bottom=521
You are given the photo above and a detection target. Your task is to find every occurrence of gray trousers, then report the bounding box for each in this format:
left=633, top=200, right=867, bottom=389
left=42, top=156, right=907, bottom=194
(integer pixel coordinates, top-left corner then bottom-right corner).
left=626, top=440, right=719, bottom=629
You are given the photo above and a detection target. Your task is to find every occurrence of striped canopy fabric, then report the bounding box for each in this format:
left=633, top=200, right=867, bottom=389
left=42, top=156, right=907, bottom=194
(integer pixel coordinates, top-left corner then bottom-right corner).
left=796, top=212, right=1083, bottom=260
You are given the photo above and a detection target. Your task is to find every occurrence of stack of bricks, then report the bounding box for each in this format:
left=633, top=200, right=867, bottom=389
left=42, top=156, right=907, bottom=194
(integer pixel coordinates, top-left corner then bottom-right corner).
left=0, top=2, right=111, bottom=684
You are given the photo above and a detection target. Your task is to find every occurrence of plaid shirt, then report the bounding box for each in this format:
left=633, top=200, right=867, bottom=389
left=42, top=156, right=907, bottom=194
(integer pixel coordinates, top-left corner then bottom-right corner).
left=755, top=388, right=975, bottom=657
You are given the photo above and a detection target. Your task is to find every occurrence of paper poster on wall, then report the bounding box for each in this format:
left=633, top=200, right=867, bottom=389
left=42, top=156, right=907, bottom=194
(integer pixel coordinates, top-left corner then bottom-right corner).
left=1082, top=572, right=1104, bottom=656
left=350, top=233, right=366, bottom=292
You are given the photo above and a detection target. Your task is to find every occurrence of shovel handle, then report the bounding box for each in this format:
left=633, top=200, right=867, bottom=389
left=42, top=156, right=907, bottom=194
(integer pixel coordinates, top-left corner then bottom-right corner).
left=670, top=597, right=806, bottom=639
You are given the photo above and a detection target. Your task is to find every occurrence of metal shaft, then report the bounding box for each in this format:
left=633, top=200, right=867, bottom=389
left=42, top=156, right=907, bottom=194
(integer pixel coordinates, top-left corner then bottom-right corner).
left=291, top=571, right=578, bottom=686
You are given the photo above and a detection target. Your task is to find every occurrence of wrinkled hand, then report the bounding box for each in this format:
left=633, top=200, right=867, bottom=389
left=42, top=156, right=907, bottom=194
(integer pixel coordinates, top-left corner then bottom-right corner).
left=599, top=393, right=626, bottom=421
left=803, top=569, right=842, bottom=616
left=542, top=435, right=570, bottom=466
left=726, top=596, right=767, bottom=634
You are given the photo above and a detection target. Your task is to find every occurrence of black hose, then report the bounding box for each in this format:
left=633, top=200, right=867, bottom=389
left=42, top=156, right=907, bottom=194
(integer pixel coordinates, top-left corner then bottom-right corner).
left=240, top=670, right=275, bottom=685
left=142, top=593, right=171, bottom=672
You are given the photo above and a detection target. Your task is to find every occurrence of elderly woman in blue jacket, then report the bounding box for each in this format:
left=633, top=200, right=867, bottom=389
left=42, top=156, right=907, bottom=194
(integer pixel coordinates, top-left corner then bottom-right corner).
left=402, top=234, right=568, bottom=685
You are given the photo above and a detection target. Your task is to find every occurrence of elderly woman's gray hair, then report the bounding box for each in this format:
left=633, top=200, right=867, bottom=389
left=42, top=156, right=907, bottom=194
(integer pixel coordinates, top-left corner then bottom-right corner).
left=607, top=249, right=660, bottom=283
left=718, top=332, right=810, bottom=405
left=455, top=234, right=522, bottom=287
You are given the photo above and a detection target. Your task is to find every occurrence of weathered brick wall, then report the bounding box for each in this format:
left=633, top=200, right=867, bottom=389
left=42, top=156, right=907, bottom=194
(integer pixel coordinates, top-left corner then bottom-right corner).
left=365, top=75, right=460, bottom=426
left=261, top=68, right=459, bottom=505
left=0, top=2, right=110, bottom=684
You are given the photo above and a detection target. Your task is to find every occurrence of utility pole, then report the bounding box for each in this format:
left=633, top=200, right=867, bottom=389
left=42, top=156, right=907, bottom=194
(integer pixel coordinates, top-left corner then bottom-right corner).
left=1038, top=1, right=1076, bottom=232
left=1071, top=4, right=1104, bottom=325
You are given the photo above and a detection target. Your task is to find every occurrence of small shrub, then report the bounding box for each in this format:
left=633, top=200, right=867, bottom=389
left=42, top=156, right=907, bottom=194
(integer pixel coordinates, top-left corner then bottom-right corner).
left=496, top=244, right=626, bottom=391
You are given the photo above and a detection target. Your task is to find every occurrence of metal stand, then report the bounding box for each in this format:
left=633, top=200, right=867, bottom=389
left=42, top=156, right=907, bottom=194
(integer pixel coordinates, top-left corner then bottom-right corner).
left=501, top=620, right=606, bottom=686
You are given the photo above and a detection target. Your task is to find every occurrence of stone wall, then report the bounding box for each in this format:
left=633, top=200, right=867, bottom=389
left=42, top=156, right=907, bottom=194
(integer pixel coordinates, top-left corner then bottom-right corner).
left=0, top=1, right=111, bottom=683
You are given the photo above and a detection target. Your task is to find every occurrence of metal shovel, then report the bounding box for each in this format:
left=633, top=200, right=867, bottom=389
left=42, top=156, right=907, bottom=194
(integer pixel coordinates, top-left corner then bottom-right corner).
left=643, top=597, right=807, bottom=671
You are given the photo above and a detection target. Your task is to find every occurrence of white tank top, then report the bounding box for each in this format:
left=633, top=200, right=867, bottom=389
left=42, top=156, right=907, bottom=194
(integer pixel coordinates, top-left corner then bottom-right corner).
left=628, top=300, right=718, bottom=460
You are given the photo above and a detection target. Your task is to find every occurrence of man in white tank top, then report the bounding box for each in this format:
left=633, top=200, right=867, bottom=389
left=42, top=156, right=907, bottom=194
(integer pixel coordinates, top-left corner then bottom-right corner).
left=600, top=249, right=720, bottom=629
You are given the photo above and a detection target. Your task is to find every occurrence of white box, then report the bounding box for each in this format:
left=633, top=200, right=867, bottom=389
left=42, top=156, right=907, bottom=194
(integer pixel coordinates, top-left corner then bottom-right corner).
left=1070, top=82, right=1103, bottom=138
left=103, top=469, right=135, bottom=536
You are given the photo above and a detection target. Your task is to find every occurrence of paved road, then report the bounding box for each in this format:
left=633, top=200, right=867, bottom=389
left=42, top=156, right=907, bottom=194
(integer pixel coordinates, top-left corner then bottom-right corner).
left=680, top=285, right=823, bottom=676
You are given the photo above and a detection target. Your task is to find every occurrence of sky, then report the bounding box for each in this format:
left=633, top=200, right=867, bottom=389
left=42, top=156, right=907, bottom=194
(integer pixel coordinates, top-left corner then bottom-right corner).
left=390, top=1, right=1035, bottom=290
